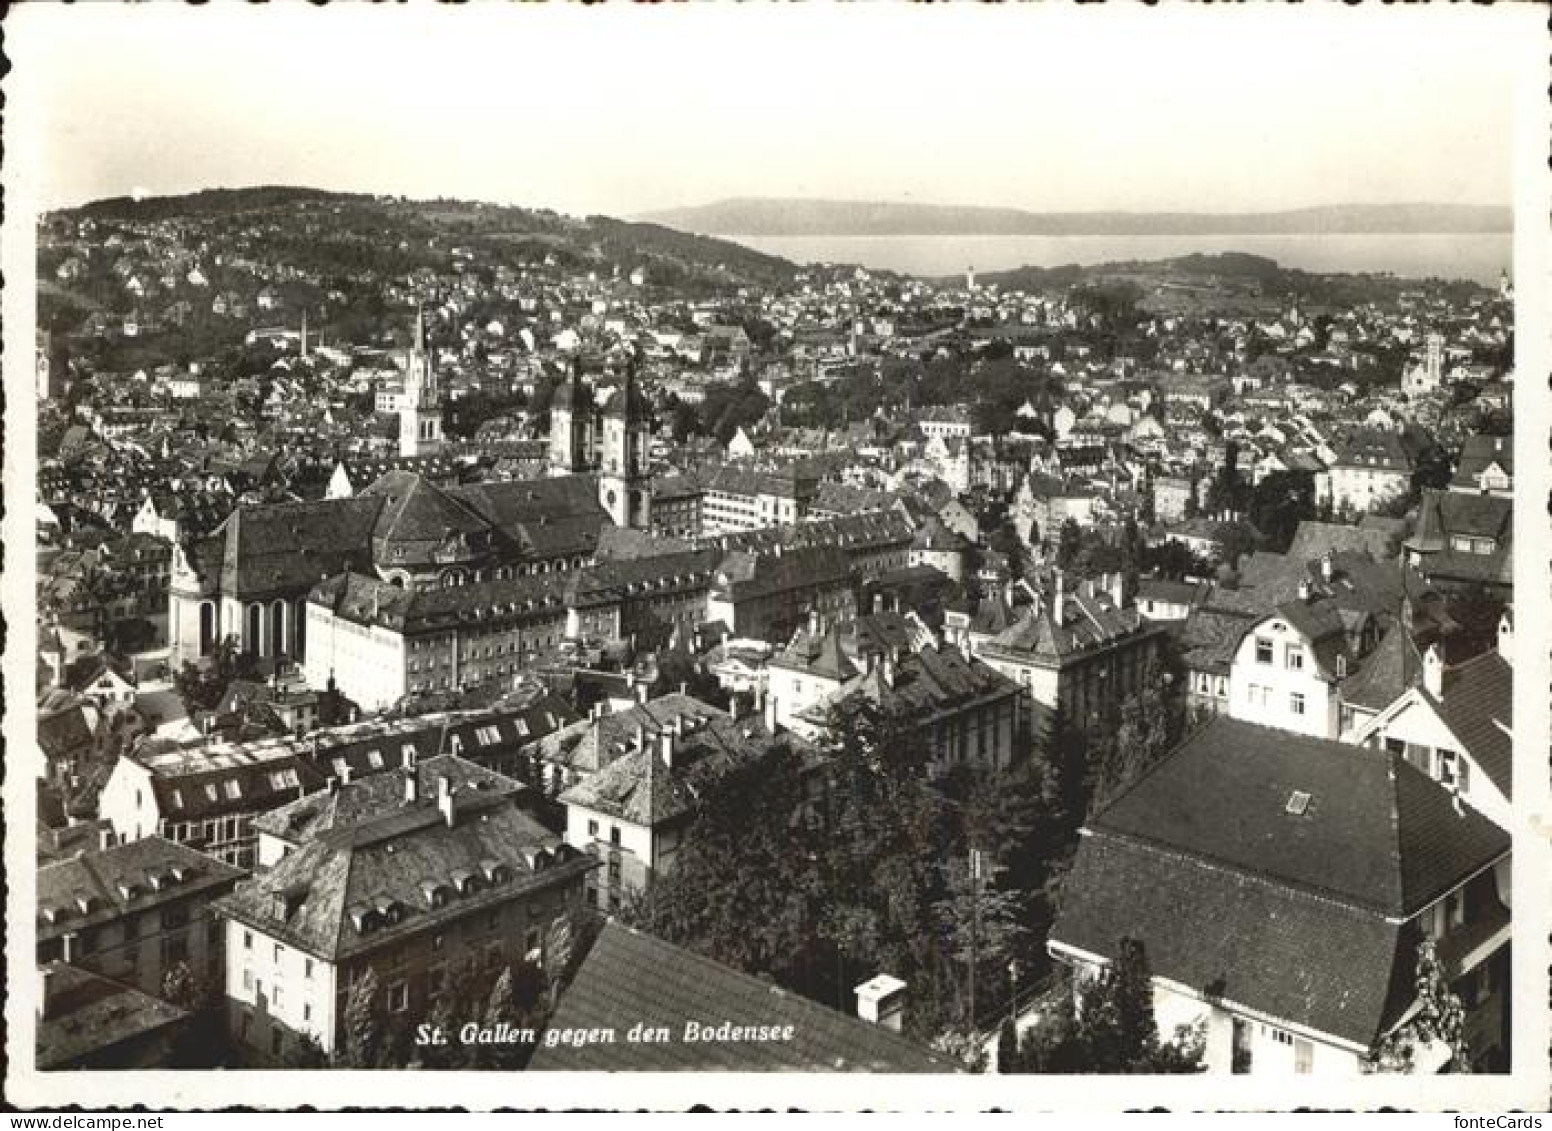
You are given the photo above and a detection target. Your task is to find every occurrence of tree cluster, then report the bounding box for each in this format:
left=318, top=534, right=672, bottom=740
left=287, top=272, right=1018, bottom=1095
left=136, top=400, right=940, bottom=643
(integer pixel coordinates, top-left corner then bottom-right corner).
left=998, top=938, right=1204, bottom=1074
left=622, top=699, right=1076, bottom=1053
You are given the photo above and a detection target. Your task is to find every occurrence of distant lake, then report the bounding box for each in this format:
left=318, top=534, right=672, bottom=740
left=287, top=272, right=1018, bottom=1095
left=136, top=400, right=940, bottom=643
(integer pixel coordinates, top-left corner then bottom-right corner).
left=725, top=232, right=1511, bottom=287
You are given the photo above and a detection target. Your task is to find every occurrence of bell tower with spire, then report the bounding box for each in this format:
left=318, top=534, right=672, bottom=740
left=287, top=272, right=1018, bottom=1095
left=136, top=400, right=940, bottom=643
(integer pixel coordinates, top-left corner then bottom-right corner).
left=598, top=356, right=652, bottom=528
left=549, top=359, right=593, bottom=473
left=399, top=307, right=443, bottom=458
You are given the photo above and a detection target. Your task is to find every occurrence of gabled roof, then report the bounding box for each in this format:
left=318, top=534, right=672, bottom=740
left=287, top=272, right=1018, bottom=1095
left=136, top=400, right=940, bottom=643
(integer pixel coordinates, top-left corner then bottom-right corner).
left=771, top=626, right=857, bottom=682
left=1432, top=650, right=1512, bottom=799
left=530, top=921, right=956, bottom=1072
left=1053, top=716, right=1509, bottom=1048
left=1340, top=621, right=1424, bottom=712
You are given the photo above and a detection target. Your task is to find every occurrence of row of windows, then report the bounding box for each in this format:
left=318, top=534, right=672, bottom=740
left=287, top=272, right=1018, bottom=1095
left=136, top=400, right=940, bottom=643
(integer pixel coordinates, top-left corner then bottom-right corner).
left=1244, top=684, right=1307, bottom=716
left=1253, top=638, right=1304, bottom=671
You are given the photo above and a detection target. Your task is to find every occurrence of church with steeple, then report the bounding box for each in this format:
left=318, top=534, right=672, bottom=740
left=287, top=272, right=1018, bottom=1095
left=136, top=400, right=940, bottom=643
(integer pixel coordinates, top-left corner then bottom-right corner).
left=548, top=355, right=652, bottom=529
left=399, top=308, right=443, bottom=458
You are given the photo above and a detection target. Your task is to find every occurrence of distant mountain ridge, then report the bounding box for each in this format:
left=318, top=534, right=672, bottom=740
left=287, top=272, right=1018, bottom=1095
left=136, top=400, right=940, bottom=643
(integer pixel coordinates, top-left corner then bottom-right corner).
left=638, top=198, right=1512, bottom=237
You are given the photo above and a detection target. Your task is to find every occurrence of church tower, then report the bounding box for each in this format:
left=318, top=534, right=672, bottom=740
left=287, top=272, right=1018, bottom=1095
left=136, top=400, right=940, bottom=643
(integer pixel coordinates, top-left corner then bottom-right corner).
left=399, top=308, right=443, bottom=458
left=549, top=360, right=593, bottom=473
left=598, top=358, right=652, bottom=529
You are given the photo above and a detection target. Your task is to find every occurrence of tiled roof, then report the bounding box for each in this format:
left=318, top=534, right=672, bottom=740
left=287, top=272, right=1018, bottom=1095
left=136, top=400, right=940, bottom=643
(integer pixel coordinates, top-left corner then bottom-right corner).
left=37, top=835, right=246, bottom=941
left=529, top=921, right=956, bottom=1072
left=713, top=545, right=852, bottom=602
left=771, top=626, right=857, bottom=682
left=559, top=710, right=781, bottom=827
left=805, top=644, right=1020, bottom=730
left=1287, top=521, right=1397, bottom=564
left=535, top=693, right=730, bottom=777
left=1054, top=716, right=1509, bottom=1047
left=1092, top=717, right=1508, bottom=917
left=37, top=963, right=190, bottom=1070
left=1339, top=622, right=1424, bottom=712
left=1408, top=489, right=1512, bottom=554
left=1448, top=434, right=1512, bottom=488
left=1434, top=650, right=1512, bottom=799
left=255, top=753, right=521, bottom=845
left=1053, top=833, right=1410, bottom=1049
left=216, top=762, right=591, bottom=962
left=1175, top=608, right=1256, bottom=675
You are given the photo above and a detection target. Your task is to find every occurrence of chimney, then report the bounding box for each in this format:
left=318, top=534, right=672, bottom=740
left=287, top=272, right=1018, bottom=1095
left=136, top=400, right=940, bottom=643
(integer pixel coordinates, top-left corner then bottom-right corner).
left=327, top=776, right=340, bottom=795
left=1422, top=643, right=1444, bottom=698
left=404, top=769, right=419, bottom=805
left=1053, top=572, right=1066, bottom=627
left=40, top=966, right=60, bottom=1022
left=61, top=932, right=77, bottom=966
left=636, top=723, right=648, bottom=753
left=1297, top=579, right=1312, bottom=602
left=1321, top=552, right=1334, bottom=582
left=637, top=681, right=649, bottom=704
left=98, top=826, right=114, bottom=852
left=855, top=974, right=907, bottom=1033
left=437, top=774, right=455, bottom=828
left=763, top=689, right=778, bottom=732
left=341, top=764, right=354, bottom=785
left=659, top=727, right=676, bottom=769
left=881, top=651, right=896, bottom=689
left=1109, top=570, right=1125, bottom=608
left=1498, top=609, right=1513, bottom=662
left=403, top=742, right=417, bottom=771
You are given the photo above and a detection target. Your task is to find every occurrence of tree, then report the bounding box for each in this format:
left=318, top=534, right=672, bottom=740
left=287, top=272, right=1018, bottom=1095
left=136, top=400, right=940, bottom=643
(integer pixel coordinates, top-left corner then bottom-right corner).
left=283, top=1034, right=329, bottom=1069
left=340, top=968, right=383, bottom=1069
left=478, top=965, right=526, bottom=1070
left=1086, top=656, right=1184, bottom=817
left=1010, top=939, right=1204, bottom=1074
left=625, top=741, right=822, bottom=981
left=419, top=986, right=468, bottom=1070
left=1363, top=939, right=1470, bottom=1073
left=1055, top=519, right=1082, bottom=571
left=1248, top=471, right=1316, bottom=555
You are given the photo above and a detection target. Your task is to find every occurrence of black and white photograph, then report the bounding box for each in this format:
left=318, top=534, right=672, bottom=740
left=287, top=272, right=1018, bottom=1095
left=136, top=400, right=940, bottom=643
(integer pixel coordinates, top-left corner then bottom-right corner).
left=3, top=2, right=1548, bottom=1112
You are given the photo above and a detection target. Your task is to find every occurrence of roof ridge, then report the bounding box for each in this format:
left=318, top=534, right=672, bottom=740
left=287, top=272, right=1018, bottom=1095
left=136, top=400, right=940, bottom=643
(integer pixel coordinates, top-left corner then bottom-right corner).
left=1380, top=752, right=1406, bottom=916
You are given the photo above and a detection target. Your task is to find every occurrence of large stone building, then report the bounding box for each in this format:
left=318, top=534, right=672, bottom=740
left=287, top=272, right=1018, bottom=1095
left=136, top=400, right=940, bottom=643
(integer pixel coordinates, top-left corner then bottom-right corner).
left=168, top=472, right=608, bottom=670
left=700, top=463, right=820, bottom=535
left=304, top=549, right=719, bottom=712
left=973, top=574, right=1166, bottom=730
left=37, top=834, right=246, bottom=1000
left=215, top=754, right=594, bottom=1063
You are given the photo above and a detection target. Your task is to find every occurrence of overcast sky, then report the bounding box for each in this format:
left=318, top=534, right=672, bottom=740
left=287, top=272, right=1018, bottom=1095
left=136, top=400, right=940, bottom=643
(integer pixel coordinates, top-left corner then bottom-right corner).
left=9, top=3, right=1531, bottom=218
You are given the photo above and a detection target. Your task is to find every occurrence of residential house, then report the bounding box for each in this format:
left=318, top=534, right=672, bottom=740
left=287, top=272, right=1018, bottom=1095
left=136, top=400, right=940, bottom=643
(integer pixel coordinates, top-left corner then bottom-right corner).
left=215, top=754, right=594, bottom=1062
left=1050, top=717, right=1512, bottom=1074
left=37, top=834, right=246, bottom=998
